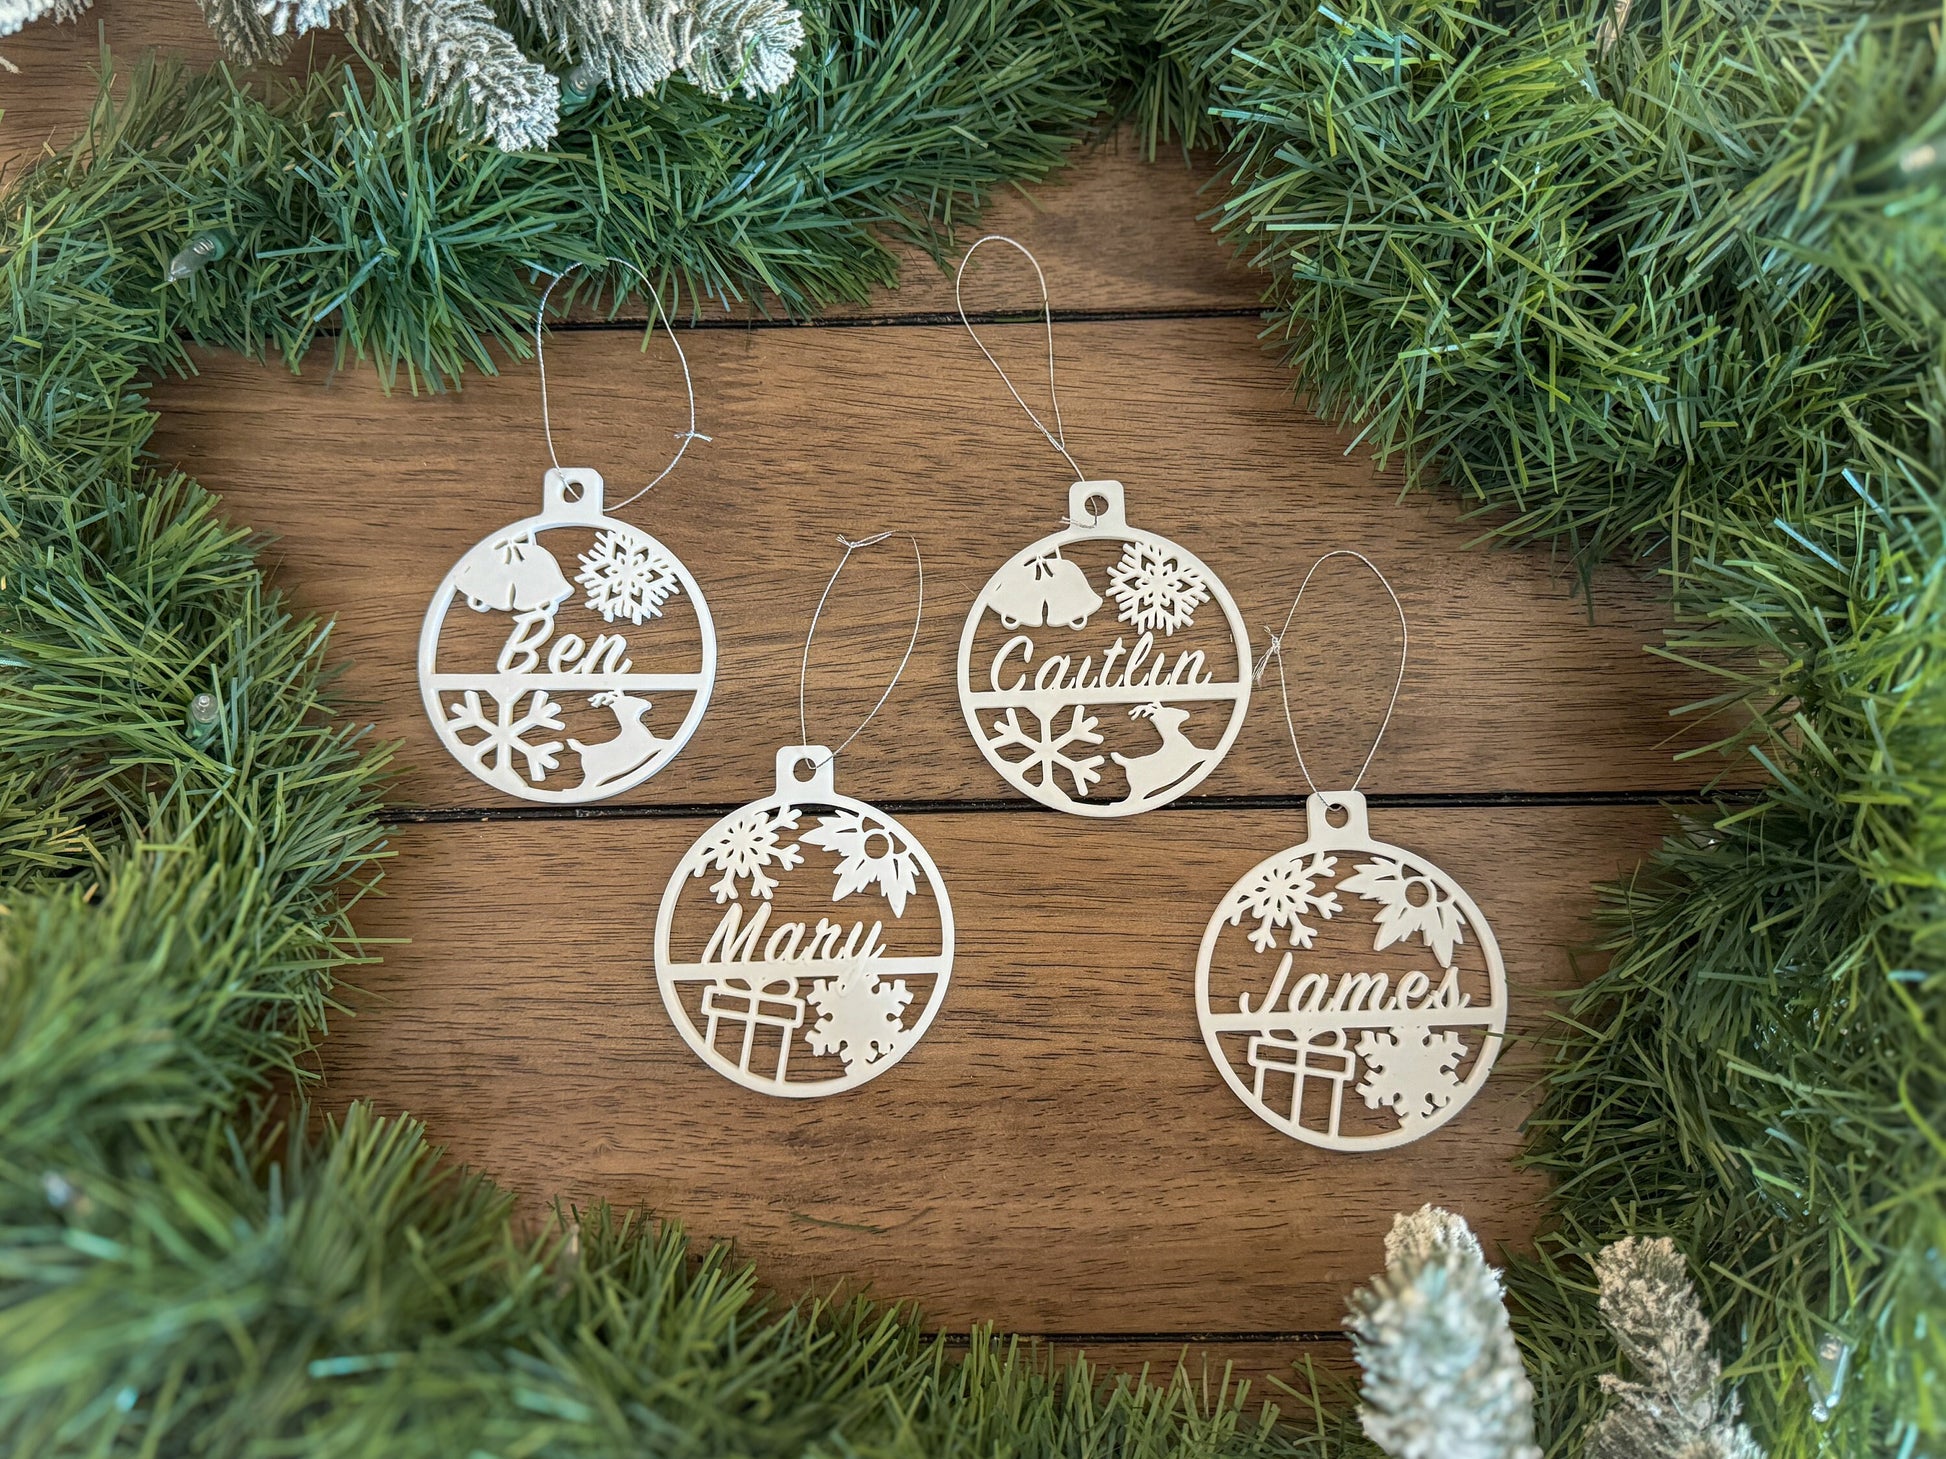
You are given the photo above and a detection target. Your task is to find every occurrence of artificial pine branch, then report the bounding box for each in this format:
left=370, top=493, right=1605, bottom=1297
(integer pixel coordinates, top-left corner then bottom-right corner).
left=1138, top=5, right=1945, bottom=1450
left=1586, top=1239, right=1765, bottom=1459
left=1347, top=1206, right=1542, bottom=1459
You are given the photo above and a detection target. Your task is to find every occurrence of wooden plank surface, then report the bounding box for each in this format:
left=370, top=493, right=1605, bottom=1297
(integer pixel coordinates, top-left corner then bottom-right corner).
left=326, top=806, right=1663, bottom=1331
left=153, top=322, right=1725, bottom=809
left=12, top=0, right=1711, bottom=1389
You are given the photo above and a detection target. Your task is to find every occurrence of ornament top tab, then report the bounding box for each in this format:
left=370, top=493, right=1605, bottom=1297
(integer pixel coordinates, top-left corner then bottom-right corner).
left=955, top=479, right=1251, bottom=817
left=417, top=467, right=717, bottom=804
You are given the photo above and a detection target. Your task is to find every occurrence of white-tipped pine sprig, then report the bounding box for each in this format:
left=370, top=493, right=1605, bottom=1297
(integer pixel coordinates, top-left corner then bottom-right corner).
left=1347, top=1206, right=1542, bottom=1459
left=189, top=0, right=803, bottom=145
left=361, top=0, right=561, bottom=150
left=672, top=0, right=804, bottom=98
left=194, top=0, right=294, bottom=65
left=1586, top=1239, right=1766, bottom=1459
left=0, top=0, right=83, bottom=37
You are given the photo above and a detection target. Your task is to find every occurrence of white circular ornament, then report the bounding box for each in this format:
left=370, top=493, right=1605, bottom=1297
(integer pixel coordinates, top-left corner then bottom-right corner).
left=418, top=467, right=716, bottom=803
left=654, top=746, right=955, bottom=1097
left=1196, top=791, right=1505, bottom=1151
left=956, top=480, right=1250, bottom=816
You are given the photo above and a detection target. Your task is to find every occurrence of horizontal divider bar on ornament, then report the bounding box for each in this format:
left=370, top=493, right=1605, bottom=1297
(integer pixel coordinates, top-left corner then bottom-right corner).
left=427, top=673, right=710, bottom=692
left=662, top=956, right=950, bottom=981
left=965, top=685, right=1248, bottom=710
left=1204, top=1010, right=1500, bottom=1034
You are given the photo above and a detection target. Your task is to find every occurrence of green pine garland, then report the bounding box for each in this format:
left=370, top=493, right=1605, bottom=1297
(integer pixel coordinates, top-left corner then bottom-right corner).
left=1139, top=0, right=1946, bottom=1452
left=2, top=0, right=1941, bottom=1454
left=0, top=8, right=1309, bottom=1453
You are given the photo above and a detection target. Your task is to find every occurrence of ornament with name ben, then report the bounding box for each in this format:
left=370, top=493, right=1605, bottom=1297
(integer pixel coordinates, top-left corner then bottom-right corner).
left=418, top=470, right=715, bottom=803
left=416, top=265, right=715, bottom=803
left=1195, top=552, right=1505, bottom=1150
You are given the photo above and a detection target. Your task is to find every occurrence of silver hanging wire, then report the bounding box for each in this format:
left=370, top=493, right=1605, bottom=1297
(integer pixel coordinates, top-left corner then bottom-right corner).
left=954, top=234, right=1087, bottom=484
left=798, top=531, right=925, bottom=768
left=1254, top=550, right=1409, bottom=795
left=534, top=258, right=710, bottom=512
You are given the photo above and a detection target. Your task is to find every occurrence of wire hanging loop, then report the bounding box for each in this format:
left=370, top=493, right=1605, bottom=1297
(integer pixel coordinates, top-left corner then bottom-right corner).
left=798, top=531, right=925, bottom=769
left=535, top=257, right=710, bottom=511
left=954, top=234, right=1086, bottom=484
left=1253, top=550, right=1409, bottom=796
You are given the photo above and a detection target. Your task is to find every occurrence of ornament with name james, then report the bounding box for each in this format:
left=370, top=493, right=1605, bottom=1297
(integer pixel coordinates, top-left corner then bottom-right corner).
left=1195, top=791, right=1506, bottom=1151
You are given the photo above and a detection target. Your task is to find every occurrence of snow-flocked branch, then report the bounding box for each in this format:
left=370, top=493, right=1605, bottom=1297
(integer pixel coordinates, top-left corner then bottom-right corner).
left=10, top=0, right=802, bottom=145
left=1586, top=1237, right=1766, bottom=1459
left=0, top=0, right=87, bottom=71
left=1347, top=1205, right=1543, bottom=1459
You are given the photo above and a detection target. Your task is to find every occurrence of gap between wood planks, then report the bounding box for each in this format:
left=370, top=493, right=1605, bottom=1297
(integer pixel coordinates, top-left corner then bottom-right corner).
left=379, top=788, right=1753, bottom=824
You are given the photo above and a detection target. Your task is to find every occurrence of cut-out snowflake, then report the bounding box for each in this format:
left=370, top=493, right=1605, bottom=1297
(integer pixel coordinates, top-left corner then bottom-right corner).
left=1356, top=1026, right=1467, bottom=1127
left=1106, top=541, right=1212, bottom=635
left=444, top=688, right=564, bottom=783
left=800, top=811, right=920, bottom=915
left=577, top=529, right=681, bottom=625
left=988, top=705, right=1105, bottom=798
left=1227, top=851, right=1341, bottom=951
left=1340, top=856, right=1468, bottom=967
left=691, top=805, right=804, bottom=902
left=804, top=965, right=913, bottom=1072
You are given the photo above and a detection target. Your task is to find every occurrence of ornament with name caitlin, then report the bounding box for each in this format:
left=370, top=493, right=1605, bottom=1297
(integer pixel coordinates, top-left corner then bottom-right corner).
left=654, top=534, right=953, bottom=1097
left=951, top=237, right=1251, bottom=816
left=1196, top=553, right=1506, bottom=1151
left=417, top=264, right=715, bottom=803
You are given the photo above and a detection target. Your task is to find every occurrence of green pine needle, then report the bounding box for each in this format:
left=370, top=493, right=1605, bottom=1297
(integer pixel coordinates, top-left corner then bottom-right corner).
left=1137, top=0, right=1946, bottom=1452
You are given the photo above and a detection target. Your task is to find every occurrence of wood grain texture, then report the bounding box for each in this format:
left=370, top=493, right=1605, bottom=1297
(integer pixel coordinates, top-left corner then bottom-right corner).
left=152, top=321, right=1736, bottom=808
left=323, top=805, right=1662, bottom=1332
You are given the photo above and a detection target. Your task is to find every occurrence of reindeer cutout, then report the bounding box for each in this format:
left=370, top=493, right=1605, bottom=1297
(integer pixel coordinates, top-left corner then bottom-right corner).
left=1112, top=702, right=1212, bottom=807
left=571, top=690, right=671, bottom=792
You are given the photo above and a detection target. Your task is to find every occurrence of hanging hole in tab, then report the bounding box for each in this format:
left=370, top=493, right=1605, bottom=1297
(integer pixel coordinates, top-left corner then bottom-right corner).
left=543, top=466, right=604, bottom=516
left=778, top=744, right=837, bottom=799
left=1067, top=479, right=1125, bottom=531
left=1324, top=801, right=1351, bottom=830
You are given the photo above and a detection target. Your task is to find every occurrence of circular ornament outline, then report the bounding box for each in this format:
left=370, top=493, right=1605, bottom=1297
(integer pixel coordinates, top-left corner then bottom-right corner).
left=417, top=467, right=717, bottom=805
left=956, top=479, right=1252, bottom=818
left=1195, top=790, right=1506, bottom=1152
left=653, top=746, right=956, bottom=1098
